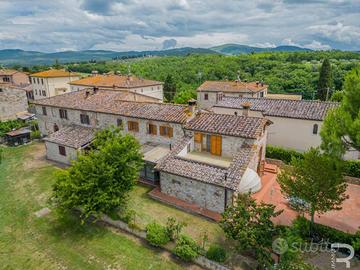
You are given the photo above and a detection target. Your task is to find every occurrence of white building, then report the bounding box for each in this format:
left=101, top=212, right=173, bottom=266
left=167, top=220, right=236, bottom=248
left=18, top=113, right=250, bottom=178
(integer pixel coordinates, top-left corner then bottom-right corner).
left=197, top=80, right=268, bottom=109
left=69, top=74, right=164, bottom=101
left=30, top=69, right=80, bottom=100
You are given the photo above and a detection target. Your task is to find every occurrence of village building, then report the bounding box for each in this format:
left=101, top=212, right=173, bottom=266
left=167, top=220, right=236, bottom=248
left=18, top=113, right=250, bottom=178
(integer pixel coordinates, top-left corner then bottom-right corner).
left=30, top=69, right=80, bottom=100
left=32, top=88, right=269, bottom=214
left=197, top=80, right=268, bottom=109
left=69, top=74, right=164, bottom=101
left=210, top=97, right=359, bottom=157
left=0, top=83, right=29, bottom=121
left=0, top=69, right=30, bottom=86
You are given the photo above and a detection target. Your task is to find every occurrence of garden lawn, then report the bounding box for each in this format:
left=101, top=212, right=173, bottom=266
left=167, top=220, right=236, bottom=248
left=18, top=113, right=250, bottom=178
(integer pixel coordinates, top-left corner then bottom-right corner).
left=0, top=143, right=187, bottom=270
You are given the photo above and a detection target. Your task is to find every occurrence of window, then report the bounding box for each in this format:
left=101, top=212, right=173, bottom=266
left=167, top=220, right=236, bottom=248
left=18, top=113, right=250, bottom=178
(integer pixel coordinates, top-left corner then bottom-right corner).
left=194, top=132, right=202, bottom=143
left=58, top=145, right=66, bottom=156
left=117, top=118, right=123, bottom=127
left=0, top=88, right=3, bottom=93
left=259, top=92, right=264, bottom=98
left=42, top=90, right=46, bottom=96
left=42, top=106, right=47, bottom=115
left=148, top=124, right=157, bottom=135
left=204, top=93, right=208, bottom=100
left=54, top=124, right=59, bottom=132
left=160, top=126, right=173, bottom=138
left=41, top=78, right=44, bottom=85
left=313, top=124, right=318, bottom=135
left=234, top=112, right=238, bottom=116
left=216, top=93, right=223, bottom=102
left=35, top=89, right=38, bottom=95
left=3, top=77, right=10, bottom=82
left=59, top=109, right=68, bottom=119
left=32, top=78, right=36, bottom=84
left=80, top=114, right=90, bottom=125
left=128, top=121, right=139, bottom=132
left=37, top=78, right=39, bottom=84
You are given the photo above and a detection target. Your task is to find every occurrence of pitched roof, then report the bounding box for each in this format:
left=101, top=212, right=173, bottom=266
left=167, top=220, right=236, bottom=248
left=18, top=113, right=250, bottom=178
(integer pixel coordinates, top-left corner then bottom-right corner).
left=31, top=69, right=79, bottom=78
left=156, top=137, right=257, bottom=191
left=32, top=89, right=188, bottom=124
left=215, top=97, right=339, bottom=121
left=43, top=125, right=96, bottom=148
left=184, top=113, right=270, bottom=139
left=197, top=80, right=267, bottom=93
left=6, top=127, right=31, bottom=137
left=0, top=69, right=19, bottom=76
left=69, top=74, right=162, bottom=88
left=266, top=93, right=302, bottom=100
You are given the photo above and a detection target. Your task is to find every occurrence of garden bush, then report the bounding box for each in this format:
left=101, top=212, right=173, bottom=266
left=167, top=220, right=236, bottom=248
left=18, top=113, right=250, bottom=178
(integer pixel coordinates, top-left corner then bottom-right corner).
left=146, top=222, right=170, bottom=247
left=266, top=145, right=360, bottom=178
left=173, top=235, right=200, bottom=261
left=206, top=244, right=227, bottom=263
left=0, top=119, right=27, bottom=137
left=165, top=217, right=186, bottom=241
left=30, top=130, right=41, bottom=139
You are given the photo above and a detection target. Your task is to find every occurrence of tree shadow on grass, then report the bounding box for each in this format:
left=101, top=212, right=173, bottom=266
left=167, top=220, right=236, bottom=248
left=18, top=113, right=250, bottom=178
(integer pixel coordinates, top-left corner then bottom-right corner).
left=46, top=210, right=106, bottom=243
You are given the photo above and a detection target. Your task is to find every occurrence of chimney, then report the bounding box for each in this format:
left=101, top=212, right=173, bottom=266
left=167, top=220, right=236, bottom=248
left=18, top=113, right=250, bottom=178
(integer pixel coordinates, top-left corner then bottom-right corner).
left=241, top=101, right=252, bottom=117
left=256, top=81, right=259, bottom=87
left=188, top=99, right=197, bottom=115
left=85, top=90, right=90, bottom=98
left=91, top=70, right=98, bottom=77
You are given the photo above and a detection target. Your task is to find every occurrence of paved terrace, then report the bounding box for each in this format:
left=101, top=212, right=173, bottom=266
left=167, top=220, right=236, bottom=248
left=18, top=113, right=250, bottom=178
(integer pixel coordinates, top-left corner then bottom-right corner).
left=182, top=151, right=232, bottom=168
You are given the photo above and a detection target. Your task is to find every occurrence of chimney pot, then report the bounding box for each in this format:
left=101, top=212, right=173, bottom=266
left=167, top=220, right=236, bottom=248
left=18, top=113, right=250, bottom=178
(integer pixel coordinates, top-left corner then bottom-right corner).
left=188, top=99, right=197, bottom=115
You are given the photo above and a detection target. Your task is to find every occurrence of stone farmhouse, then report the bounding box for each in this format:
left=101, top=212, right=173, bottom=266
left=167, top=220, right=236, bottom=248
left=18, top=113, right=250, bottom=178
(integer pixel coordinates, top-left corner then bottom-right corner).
left=32, top=88, right=270, bottom=214
left=69, top=74, right=164, bottom=101
left=30, top=69, right=80, bottom=100
left=0, top=69, right=29, bottom=86
left=0, top=83, right=29, bottom=121
left=197, top=80, right=268, bottom=109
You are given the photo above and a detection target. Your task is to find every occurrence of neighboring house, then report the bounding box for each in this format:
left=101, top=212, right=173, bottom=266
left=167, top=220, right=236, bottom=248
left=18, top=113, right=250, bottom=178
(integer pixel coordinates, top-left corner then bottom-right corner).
left=156, top=113, right=271, bottom=213
left=32, top=89, right=269, bottom=214
left=0, top=69, right=30, bottom=86
left=30, top=69, right=80, bottom=100
left=69, top=74, right=164, bottom=101
left=197, top=80, right=268, bottom=109
left=5, top=127, right=31, bottom=146
left=0, top=83, right=29, bottom=121
left=212, top=96, right=346, bottom=153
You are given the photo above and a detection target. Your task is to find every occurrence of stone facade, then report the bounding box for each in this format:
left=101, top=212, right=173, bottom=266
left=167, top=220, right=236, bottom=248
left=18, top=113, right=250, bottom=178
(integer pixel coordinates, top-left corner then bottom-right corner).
left=45, top=141, right=78, bottom=165
left=0, top=84, right=28, bottom=121
left=160, top=172, right=231, bottom=213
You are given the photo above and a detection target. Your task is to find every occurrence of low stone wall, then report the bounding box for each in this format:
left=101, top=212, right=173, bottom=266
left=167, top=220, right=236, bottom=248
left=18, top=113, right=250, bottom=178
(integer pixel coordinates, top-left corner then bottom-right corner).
left=99, top=213, right=233, bottom=270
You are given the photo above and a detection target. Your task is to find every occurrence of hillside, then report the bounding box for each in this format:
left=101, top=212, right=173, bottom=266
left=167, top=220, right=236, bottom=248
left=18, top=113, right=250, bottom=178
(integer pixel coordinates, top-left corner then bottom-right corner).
left=0, top=47, right=218, bottom=66
left=210, top=44, right=312, bottom=55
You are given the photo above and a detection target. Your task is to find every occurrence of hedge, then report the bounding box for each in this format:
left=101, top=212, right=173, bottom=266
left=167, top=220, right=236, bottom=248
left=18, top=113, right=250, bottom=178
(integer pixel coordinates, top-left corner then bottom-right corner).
left=146, top=222, right=170, bottom=247
left=266, top=145, right=360, bottom=178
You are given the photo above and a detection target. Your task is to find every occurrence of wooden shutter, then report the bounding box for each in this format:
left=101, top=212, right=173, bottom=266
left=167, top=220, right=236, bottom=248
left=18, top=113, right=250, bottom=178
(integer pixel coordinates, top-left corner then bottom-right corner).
left=168, top=127, right=173, bottom=138
left=194, top=132, right=202, bottom=143
left=134, top=122, right=139, bottom=132
left=160, top=126, right=165, bottom=136
left=210, top=135, right=222, bottom=156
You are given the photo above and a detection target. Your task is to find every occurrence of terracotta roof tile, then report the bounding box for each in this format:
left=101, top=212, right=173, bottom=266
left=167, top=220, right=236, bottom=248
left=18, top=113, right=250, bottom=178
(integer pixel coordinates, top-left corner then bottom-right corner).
left=215, top=97, right=339, bottom=121
left=70, top=74, right=162, bottom=88
left=197, top=80, right=267, bottom=93
left=32, top=89, right=188, bottom=124
left=0, top=69, right=19, bottom=76
left=184, top=113, right=270, bottom=139
left=43, top=125, right=96, bottom=148
left=31, top=69, right=79, bottom=78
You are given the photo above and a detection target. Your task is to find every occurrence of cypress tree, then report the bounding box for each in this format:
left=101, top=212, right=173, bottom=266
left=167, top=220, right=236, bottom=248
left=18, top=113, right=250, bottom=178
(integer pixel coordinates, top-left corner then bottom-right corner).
left=317, top=58, right=332, bottom=100
left=163, top=74, right=177, bottom=102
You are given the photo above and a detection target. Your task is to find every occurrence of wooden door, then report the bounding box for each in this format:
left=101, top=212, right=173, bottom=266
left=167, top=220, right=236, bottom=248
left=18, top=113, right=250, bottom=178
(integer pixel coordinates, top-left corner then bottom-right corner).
left=210, top=135, right=222, bottom=156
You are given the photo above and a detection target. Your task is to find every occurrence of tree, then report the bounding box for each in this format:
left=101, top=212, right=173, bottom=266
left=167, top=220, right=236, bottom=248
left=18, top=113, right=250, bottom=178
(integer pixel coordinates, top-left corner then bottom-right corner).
left=321, top=66, right=360, bottom=156
left=317, top=58, right=333, bottom=101
left=173, top=88, right=196, bottom=104
left=163, top=74, right=177, bottom=102
left=330, top=90, right=344, bottom=102
left=277, top=148, right=347, bottom=235
left=51, top=127, right=143, bottom=220
left=220, top=193, right=282, bottom=269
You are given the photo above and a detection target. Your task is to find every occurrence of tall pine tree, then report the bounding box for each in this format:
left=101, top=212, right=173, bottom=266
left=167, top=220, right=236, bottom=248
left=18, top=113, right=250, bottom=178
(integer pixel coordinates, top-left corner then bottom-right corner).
left=163, top=74, right=177, bottom=102
left=317, top=58, right=333, bottom=101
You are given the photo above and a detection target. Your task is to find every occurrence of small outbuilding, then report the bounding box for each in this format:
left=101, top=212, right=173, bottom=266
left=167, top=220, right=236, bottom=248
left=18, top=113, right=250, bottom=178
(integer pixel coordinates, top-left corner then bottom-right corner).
left=5, top=127, right=31, bottom=146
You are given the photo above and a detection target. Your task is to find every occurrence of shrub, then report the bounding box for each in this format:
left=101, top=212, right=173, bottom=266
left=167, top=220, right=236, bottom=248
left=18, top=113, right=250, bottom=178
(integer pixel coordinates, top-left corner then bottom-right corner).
left=173, top=234, right=200, bottom=261
left=146, top=222, right=170, bottom=247
left=206, top=244, right=227, bottom=263
left=165, top=217, right=186, bottom=240
left=30, top=130, right=41, bottom=139
left=266, top=145, right=360, bottom=178
left=0, top=119, right=27, bottom=137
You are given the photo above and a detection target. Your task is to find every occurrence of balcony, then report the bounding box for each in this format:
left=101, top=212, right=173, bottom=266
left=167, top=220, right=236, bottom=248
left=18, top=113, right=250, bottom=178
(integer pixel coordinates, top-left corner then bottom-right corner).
left=181, top=151, right=232, bottom=168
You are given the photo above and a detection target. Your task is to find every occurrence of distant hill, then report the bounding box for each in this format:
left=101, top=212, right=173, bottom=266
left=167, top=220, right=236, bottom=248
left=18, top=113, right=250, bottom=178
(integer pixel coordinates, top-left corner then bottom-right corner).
left=210, top=44, right=312, bottom=55
left=0, top=47, right=218, bottom=66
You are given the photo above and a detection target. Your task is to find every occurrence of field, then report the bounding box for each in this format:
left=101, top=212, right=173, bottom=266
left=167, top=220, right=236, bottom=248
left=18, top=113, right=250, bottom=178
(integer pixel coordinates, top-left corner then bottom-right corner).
left=0, top=143, right=196, bottom=270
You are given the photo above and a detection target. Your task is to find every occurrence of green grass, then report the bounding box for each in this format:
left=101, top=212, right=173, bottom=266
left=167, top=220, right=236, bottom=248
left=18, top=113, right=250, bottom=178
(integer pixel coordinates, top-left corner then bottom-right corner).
left=125, top=185, right=225, bottom=244
left=0, top=143, right=187, bottom=270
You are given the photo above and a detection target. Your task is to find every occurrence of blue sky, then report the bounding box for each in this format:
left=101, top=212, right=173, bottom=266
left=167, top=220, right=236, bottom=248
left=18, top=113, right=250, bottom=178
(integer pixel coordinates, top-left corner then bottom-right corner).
left=0, top=0, right=359, bottom=52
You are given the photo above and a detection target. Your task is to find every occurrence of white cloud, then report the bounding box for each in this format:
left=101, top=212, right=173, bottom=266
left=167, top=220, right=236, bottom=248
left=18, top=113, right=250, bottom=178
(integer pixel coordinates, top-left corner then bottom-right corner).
left=309, top=22, right=360, bottom=44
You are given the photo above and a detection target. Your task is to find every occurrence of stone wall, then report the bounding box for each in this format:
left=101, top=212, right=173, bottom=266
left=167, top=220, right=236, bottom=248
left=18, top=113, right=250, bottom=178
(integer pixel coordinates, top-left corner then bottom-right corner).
left=45, top=141, right=78, bottom=165
left=0, top=85, right=28, bottom=121
left=160, top=172, right=226, bottom=213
